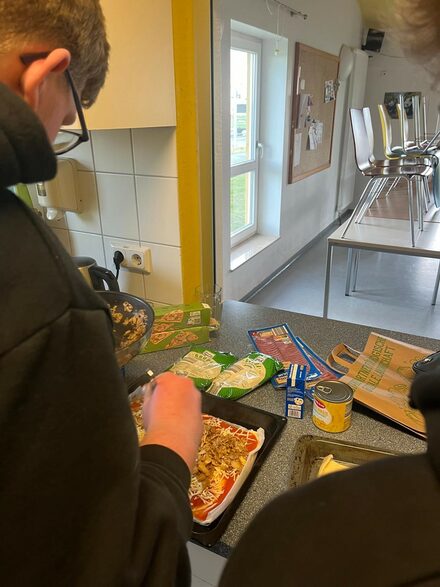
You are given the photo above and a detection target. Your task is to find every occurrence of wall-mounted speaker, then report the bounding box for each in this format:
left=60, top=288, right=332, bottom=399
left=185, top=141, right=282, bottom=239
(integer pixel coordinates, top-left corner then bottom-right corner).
left=362, top=28, right=385, bottom=53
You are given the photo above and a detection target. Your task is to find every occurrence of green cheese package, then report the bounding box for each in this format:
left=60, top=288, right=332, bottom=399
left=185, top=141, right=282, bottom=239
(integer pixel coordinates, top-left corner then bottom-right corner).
left=167, top=347, right=238, bottom=391
left=207, top=352, right=283, bottom=400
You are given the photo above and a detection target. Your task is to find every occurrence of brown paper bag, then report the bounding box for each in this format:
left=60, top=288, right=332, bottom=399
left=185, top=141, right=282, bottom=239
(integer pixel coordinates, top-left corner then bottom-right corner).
left=330, top=332, right=433, bottom=437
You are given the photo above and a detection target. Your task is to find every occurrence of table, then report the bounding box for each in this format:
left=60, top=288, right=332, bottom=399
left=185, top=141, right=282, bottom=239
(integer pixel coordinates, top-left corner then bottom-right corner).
left=125, top=301, right=438, bottom=555
left=323, top=216, right=440, bottom=318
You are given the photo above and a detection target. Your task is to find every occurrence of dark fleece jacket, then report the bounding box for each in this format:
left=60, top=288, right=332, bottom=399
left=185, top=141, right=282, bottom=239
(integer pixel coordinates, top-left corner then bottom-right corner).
left=0, top=84, right=192, bottom=587
left=220, top=367, right=440, bottom=585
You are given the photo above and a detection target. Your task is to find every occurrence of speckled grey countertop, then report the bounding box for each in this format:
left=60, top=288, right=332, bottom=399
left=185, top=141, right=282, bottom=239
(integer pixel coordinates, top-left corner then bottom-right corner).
left=125, top=301, right=438, bottom=555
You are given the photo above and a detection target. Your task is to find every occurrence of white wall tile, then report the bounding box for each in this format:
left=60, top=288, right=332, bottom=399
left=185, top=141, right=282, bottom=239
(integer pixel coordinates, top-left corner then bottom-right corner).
left=132, top=128, right=177, bottom=177
left=65, top=171, right=101, bottom=233
left=96, top=173, right=139, bottom=239
left=116, top=269, right=145, bottom=298
left=60, top=141, right=94, bottom=171
left=69, top=231, right=106, bottom=267
left=102, top=236, right=145, bottom=298
left=136, top=176, right=180, bottom=246
left=142, top=242, right=183, bottom=305
left=91, top=130, right=134, bottom=174
left=58, top=127, right=185, bottom=305
left=51, top=228, right=71, bottom=254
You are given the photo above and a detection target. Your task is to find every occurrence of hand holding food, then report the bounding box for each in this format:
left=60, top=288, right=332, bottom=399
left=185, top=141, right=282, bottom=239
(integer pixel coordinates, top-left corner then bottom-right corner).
left=140, top=372, right=203, bottom=472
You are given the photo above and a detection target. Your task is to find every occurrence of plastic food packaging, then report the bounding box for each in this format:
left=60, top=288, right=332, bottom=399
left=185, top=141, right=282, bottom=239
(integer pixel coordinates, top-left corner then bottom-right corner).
left=207, top=352, right=283, bottom=400
left=168, top=347, right=238, bottom=391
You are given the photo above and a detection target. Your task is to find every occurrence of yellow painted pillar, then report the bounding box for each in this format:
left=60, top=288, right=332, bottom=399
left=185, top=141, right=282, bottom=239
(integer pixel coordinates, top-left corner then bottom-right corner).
left=172, top=0, right=214, bottom=303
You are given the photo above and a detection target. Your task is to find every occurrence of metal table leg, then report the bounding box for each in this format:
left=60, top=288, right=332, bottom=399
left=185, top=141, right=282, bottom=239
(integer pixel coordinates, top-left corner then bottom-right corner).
left=432, top=262, right=440, bottom=305
left=345, top=248, right=353, bottom=296
left=323, top=242, right=333, bottom=318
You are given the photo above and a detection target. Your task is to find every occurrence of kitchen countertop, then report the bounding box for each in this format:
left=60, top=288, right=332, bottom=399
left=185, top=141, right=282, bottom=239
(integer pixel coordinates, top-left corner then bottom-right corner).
left=125, top=300, right=437, bottom=555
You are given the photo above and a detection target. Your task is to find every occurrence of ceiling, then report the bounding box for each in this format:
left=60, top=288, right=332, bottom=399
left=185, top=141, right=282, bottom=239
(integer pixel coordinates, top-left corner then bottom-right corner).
left=357, top=0, right=393, bottom=30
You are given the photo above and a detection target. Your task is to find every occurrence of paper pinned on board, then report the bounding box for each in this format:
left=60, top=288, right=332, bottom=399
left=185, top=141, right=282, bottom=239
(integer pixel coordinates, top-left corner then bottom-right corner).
left=324, top=80, right=336, bottom=103
left=315, top=121, right=324, bottom=144
left=297, top=93, right=313, bottom=129
left=307, top=124, right=317, bottom=150
left=307, top=121, right=324, bottom=150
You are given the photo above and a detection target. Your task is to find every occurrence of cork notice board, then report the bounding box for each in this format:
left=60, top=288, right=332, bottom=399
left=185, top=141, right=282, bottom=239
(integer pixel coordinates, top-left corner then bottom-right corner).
left=288, top=43, right=339, bottom=183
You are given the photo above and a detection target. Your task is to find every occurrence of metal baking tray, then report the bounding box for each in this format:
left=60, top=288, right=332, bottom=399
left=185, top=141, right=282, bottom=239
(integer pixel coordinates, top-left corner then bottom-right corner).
left=290, top=435, right=400, bottom=487
left=192, top=393, right=287, bottom=547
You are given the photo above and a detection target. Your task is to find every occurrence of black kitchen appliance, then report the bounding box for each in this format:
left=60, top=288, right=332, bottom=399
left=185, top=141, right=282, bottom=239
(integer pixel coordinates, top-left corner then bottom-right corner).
left=73, top=256, right=119, bottom=291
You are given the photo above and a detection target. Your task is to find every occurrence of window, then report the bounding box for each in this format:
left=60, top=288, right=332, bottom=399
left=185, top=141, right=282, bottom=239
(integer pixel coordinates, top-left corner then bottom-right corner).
left=230, top=33, right=261, bottom=246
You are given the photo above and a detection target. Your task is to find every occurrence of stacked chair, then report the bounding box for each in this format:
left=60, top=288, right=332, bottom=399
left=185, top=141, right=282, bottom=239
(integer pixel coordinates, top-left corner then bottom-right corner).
left=341, top=107, right=433, bottom=247
left=343, top=99, right=440, bottom=303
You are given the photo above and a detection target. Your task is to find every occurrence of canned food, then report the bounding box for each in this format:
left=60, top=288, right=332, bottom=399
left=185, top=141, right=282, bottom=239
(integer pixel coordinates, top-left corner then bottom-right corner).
left=312, top=381, right=353, bottom=433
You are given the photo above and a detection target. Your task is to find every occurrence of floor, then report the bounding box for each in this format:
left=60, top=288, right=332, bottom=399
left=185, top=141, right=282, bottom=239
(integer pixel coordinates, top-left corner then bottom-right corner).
left=188, top=541, right=226, bottom=587
left=249, top=187, right=440, bottom=341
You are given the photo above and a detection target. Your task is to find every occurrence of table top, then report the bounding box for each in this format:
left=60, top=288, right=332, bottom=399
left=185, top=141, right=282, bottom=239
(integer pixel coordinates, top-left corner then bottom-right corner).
left=329, top=216, right=440, bottom=257
left=126, top=301, right=438, bottom=553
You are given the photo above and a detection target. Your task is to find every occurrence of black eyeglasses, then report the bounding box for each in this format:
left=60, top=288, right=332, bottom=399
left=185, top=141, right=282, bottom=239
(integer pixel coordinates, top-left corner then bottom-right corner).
left=20, top=52, right=89, bottom=156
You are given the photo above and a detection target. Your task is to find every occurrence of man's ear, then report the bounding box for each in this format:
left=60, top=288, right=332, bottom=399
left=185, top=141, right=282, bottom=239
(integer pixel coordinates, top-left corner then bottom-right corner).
left=21, top=48, right=71, bottom=111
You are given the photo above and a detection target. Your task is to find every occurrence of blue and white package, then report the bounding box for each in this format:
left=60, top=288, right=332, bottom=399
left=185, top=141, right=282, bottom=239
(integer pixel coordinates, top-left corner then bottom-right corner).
left=285, top=364, right=307, bottom=419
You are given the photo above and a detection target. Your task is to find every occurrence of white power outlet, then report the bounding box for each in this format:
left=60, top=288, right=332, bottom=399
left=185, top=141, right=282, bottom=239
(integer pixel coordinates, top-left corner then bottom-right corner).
left=110, top=243, right=152, bottom=273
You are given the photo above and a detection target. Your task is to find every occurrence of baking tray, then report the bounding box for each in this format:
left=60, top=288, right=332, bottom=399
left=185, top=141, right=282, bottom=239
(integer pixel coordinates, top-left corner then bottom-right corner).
left=290, top=435, right=401, bottom=488
left=191, top=393, right=287, bottom=547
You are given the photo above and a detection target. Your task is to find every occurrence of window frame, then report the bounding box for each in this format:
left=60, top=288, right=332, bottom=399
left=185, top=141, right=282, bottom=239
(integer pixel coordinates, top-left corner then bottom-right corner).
left=230, top=32, right=262, bottom=247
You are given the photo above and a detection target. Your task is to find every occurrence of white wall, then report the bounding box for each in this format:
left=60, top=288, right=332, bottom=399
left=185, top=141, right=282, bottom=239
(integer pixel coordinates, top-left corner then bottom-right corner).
left=34, top=129, right=184, bottom=306
left=214, top=0, right=363, bottom=300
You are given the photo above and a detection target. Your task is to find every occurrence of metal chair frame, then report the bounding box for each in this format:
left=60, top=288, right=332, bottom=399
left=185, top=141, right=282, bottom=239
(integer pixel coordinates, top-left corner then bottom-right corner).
left=342, top=108, right=433, bottom=247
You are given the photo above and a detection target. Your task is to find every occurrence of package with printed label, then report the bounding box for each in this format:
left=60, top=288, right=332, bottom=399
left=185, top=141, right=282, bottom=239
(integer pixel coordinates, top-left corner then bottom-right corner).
left=140, top=326, right=210, bottom=353
left=207, top=352, right=283, bottom=400
left=167, top=347, right=238, bottom=390
left=285, top=364, right=307, bottom=419
left=154, top=303, right=212, bottom=329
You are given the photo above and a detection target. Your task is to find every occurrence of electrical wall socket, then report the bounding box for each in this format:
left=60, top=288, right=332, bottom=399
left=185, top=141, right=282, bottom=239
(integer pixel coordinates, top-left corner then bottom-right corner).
left=110, top=243, right=152, bottom=273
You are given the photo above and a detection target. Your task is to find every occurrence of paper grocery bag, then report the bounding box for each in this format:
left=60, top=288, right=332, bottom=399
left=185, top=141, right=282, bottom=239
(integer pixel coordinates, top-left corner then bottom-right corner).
left=331, top=332, right=433, bottom=437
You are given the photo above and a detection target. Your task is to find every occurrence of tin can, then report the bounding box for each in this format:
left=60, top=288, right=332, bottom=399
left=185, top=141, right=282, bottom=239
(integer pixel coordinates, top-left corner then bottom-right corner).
left=312, top=381, right=353, bottom=433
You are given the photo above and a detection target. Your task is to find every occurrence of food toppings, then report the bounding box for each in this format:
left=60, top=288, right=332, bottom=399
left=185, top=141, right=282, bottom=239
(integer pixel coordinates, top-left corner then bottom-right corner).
left=129, top=395, right=144, bottom=442
left=190, top=415, right=264, bottom=525
left=127, top=393, right=265, bottom=526
left=109, top=304, right=148, bottom=349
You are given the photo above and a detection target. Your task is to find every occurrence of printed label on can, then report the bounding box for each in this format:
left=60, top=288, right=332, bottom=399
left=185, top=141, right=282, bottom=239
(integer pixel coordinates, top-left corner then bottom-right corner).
left=312, top=400, right=332, bottom=425
left=312, top=393, right=352, bottom=433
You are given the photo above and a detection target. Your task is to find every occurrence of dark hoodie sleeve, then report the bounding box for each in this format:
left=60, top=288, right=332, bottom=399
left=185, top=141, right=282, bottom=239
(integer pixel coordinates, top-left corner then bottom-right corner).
left=126, top=446, right=193, bottom=587
left=220, top=370, right=440, bottom=587
left=410, top=368, right=440, bottom=481
left=0, top=83, right=56, bottom=188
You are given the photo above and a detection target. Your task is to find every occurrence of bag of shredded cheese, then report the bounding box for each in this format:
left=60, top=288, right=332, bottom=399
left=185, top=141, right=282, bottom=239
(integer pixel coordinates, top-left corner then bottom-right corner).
left=207, top=352, right=283, bottom=400
left=168, top=347, right=238, bottom=391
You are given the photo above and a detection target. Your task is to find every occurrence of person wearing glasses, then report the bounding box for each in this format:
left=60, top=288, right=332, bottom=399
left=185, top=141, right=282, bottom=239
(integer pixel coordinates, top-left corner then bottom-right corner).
left=220, top=1, right=440, bottom=586
left=0, top=2, right=202, bottom=586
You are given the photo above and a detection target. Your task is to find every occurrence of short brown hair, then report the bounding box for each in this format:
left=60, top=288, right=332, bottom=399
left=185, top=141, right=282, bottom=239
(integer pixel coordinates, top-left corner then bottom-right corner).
left=0, top=0, right=110, bottom=107
left=393, top=0, right=440, bottom=83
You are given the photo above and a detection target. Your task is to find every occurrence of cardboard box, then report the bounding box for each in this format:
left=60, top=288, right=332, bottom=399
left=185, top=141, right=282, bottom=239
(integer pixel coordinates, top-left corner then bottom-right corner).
left=140, top=325, right=210, bottom=353
left=154, top=303, right=211, bottom=329
left=285, top=364, right=307, bottom=419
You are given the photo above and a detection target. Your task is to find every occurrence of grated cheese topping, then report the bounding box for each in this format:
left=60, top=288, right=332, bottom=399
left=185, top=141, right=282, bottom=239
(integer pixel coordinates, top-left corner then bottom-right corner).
left=189, top=415, right=257, bottom=513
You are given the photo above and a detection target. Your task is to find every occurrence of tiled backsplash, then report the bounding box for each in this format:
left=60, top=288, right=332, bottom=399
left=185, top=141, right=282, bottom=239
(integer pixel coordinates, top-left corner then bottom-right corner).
left=38, top=128, right=183, bottom=305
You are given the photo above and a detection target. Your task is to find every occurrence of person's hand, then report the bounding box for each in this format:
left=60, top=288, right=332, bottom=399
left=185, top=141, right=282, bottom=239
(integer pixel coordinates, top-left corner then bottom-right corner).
left=140, top=372, right=203, bottom=472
